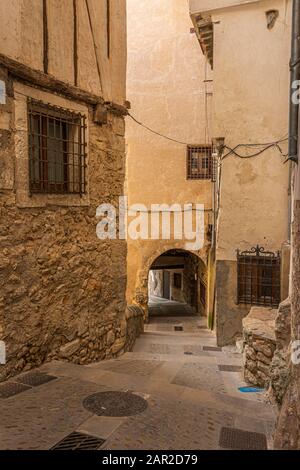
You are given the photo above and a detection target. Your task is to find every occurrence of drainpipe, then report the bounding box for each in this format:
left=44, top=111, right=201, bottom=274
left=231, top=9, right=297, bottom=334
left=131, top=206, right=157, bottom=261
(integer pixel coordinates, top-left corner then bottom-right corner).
left=288, top=0, right=300, bottom=237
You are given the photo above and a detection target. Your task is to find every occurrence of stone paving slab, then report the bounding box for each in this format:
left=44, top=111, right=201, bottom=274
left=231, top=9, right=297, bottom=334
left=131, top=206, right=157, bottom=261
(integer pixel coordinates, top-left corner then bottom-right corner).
left=0, top=377, right=107, bottom=450
left=102, top=394, right=234, bottom=450
left=0, top=314, right=276, bottom=450
left=94, top=359, right=165, bottom=377
left=172, top=363, right=228, bottom=395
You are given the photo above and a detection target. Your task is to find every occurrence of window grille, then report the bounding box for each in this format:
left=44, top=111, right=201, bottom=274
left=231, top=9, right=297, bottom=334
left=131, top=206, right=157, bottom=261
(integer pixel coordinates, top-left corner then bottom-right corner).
left=200, top=280, right=206, bottom=306
left=28, top=98, right=87, bottom=195
left=237, top=246, right=281, bottom=308
left=187, top=145, right=212, bottom=180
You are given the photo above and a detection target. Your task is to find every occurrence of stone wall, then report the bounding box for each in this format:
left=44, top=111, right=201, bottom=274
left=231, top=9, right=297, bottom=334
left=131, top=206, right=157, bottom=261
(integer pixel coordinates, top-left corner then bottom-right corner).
left=243, top=307, right=277, bottom=388
left=124, top=305, right=144, bottom=352
left=216, top=260, right=250, bottom=346
left=0, top=73, right=130, bottom=381
left=274, top=201, right=300, bottom=449
left=269, top=299, right=291, bottom=405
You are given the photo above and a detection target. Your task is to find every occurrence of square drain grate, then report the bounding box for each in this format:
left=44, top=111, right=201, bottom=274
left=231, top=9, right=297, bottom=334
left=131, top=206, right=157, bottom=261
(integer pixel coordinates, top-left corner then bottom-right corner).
left=16, top=371, right=57, bottom=387
left=0, top=382, right=31, bottom=399
left=218, top=365, right=243, bottom=372
left=174, top=326, right=183, bottom=332
left=219, top=427, right=268, bottom=450
left=51, top=432, right=105, bottom=451
left=203, top=346, right=222, bottom=352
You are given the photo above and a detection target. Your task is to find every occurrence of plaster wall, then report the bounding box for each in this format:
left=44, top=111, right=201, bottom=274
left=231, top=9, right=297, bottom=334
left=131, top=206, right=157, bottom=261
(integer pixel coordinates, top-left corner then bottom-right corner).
left=190, top=0, right=291, bottom=344
left=212, top=0, right=290, bottom=261
left=0, top=0, right=127, bottom=105
left=126, top=0, right=212, bottom=306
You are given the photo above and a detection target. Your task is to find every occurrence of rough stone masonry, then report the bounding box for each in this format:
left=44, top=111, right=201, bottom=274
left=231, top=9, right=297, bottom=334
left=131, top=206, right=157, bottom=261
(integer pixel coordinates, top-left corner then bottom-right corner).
left=0, top=69, right=143, bottom=382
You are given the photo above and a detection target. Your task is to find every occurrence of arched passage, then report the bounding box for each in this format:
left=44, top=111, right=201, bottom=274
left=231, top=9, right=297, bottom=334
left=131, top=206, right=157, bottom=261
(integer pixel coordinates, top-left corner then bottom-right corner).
left=147, top=249, right=207, bottom=318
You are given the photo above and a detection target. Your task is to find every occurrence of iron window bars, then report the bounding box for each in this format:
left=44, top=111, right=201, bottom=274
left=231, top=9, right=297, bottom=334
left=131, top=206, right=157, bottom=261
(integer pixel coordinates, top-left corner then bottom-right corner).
left=200, top=280, right=207, bottom=306
left=28, top=98, right=87, bottom=195
left=237, top=246, right=281, bottom=308
left=187, top=145, right=213, bottom=180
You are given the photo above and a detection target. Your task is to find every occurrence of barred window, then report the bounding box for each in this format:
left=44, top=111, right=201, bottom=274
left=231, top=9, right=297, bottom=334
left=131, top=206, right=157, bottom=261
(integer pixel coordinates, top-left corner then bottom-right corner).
left=237, top=246, right=281, bottom=308
left=187, top=145, right=212, bottom=180
left=28, top=99, right=87, bottom=195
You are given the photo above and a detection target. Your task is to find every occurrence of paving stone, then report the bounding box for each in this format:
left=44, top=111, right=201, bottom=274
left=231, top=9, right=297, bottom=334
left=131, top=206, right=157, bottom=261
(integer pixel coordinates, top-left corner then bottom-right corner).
left=78, top=416, right=125, bottom=439
left=0, top=377, right=108, bottom=450
left=172, top=363, right=227, bottom=394
left=103, top=395, right=234, bottom=450
left=0, top=314, right=276, bottom=451
left=96, top=359, right=164, bottom=378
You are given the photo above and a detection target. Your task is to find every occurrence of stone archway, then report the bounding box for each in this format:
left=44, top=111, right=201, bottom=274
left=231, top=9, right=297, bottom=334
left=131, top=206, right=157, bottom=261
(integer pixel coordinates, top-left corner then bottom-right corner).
left=133, top=246, right=208, bottom=321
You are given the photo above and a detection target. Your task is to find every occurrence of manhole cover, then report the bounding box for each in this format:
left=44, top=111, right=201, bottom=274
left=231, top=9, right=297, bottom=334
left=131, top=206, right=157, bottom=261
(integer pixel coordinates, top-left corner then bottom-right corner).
left=218, top=365, right=243, bottom=372
left=203, top=346, right=222, bottom=352
left=16, top=372, right=57, bottom=387
left=51, top=432, right=105, bottom=451
left=0, top=382, right=31, bottom=399
left=219, top=427, right=268, bottom=450
left=83, top=391, right=148, bottom=417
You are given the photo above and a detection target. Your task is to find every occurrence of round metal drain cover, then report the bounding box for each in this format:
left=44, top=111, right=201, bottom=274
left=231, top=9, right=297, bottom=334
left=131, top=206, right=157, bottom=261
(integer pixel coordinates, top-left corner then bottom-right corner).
left=82, top=391, right=148, bottom=417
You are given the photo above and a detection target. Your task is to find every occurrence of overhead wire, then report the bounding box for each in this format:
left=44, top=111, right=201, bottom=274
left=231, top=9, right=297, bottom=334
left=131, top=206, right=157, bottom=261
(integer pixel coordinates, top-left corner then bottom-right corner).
left=128, top=111, right=289, bottom=161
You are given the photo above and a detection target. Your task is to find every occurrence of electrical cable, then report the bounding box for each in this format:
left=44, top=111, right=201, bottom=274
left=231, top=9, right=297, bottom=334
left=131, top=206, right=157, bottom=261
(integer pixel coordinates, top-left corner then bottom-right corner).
left=220, top=136, right=288, bottom=161
left=128, top=112, right=188, bottom=145
left=128, top=112, right=288, bottom=161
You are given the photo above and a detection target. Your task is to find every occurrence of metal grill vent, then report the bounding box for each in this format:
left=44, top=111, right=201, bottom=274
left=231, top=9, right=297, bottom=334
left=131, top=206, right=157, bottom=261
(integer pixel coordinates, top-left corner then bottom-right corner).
left=51, top=432, right=105, bottom=451
left=219, top=427, right=268, bottom=450
left=0, top=382, right=31, bottom=399
left=16, top=372, right=57, bottom=387
left=174, top=326, right=183, bottom=332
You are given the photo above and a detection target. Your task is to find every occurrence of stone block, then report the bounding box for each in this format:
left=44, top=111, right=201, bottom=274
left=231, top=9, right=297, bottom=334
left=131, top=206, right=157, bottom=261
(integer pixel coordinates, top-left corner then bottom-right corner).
left=257, top=352, right=271, bottom=365
left=59, top=339, right=81, bottom=359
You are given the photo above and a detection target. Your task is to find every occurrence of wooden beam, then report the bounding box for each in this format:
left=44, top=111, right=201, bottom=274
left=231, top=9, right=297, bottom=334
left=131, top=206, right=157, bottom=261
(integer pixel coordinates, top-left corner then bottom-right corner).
left=0, top=52, right=128, bottom=116
left=43, top=0, right=49, bottom=74
left=73, top=0, right=78, bottom=86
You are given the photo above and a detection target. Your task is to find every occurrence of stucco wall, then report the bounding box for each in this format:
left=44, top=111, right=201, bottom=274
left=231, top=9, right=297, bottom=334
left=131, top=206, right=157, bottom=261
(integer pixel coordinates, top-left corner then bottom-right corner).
left=197, top=0, right=292, bottom=343
left=212, top=0, right=290, bottom=261
left=126, top=0, right=212, bottom=306
left=0, top=0, right=127, bottom=105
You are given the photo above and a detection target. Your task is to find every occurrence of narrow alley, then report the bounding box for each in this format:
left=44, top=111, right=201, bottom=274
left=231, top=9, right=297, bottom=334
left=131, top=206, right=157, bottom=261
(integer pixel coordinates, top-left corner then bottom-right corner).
left=0, top=315, right=275, bottom=450
left=0, top=0, right=300, bottom=457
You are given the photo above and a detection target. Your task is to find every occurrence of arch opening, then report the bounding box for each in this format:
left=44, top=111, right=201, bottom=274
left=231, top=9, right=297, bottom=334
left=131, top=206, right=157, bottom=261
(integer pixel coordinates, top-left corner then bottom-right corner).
left=147, top=249, right=207, bottom=318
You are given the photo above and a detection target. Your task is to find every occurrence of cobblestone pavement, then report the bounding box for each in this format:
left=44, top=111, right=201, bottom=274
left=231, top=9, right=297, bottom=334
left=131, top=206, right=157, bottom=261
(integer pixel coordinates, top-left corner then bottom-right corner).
left=0, top=305, right=277, bottom=450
